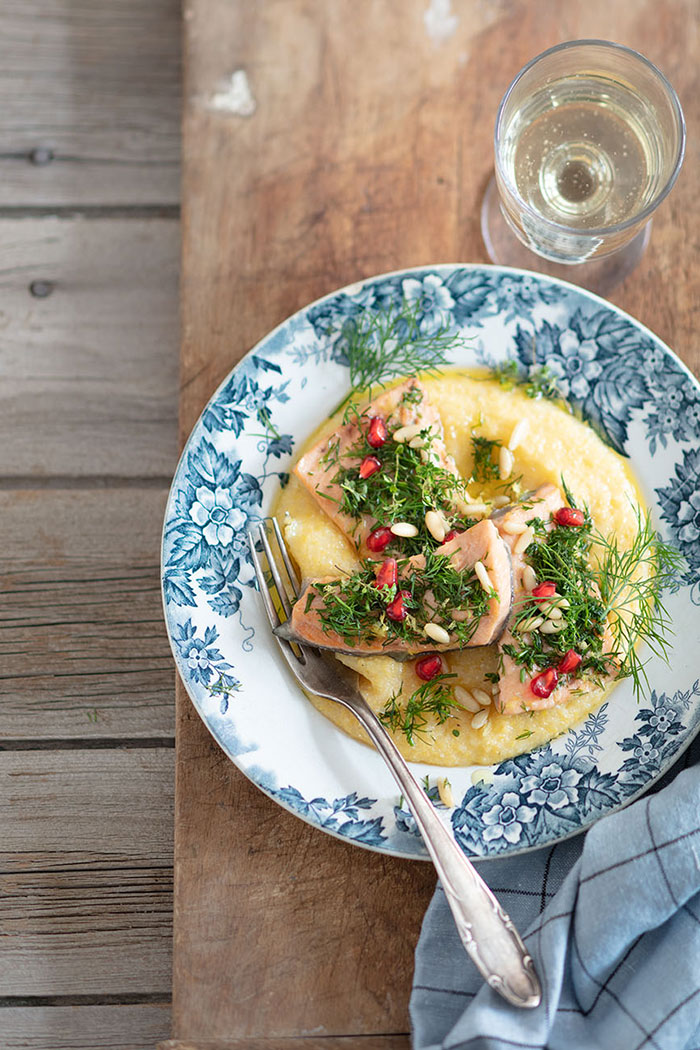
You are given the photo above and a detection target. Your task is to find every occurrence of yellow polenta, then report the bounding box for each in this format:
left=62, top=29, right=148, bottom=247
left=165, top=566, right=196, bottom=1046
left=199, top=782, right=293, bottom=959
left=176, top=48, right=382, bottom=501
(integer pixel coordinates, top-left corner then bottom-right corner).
left=273, top=371, right=642, bottom=766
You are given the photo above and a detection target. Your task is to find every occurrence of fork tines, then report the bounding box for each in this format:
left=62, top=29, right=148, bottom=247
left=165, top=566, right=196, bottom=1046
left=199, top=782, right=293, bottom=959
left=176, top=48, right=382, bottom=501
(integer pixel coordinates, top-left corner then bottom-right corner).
left=247, top=519, right=300, bottom=640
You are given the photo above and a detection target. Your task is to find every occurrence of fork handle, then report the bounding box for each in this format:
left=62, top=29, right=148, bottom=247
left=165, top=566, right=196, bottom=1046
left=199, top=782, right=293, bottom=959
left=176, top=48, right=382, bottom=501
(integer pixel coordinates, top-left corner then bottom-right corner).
left=348, top=696, right=541, bottom=1009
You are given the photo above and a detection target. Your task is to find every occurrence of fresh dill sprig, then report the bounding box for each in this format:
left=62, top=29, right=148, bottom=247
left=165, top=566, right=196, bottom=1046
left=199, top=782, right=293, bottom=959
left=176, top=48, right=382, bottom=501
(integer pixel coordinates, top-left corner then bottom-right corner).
left=592, top=509, right=685, bottom=697
left=505, top=487, right=684, bottom=699
left=329, top=298, right=466, bottom=413
left=380, top=673, right=458, bottom=745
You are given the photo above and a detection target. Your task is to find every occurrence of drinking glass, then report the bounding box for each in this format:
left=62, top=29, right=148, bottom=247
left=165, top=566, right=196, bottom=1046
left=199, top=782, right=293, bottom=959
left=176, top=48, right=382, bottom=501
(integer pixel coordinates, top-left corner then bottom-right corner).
left=481, top=40, right=686, bottom=294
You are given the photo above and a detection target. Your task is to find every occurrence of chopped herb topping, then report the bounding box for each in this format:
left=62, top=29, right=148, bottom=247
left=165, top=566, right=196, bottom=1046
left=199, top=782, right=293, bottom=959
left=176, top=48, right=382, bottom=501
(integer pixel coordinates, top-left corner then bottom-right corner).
left=493, top=358, right=563, bottom=401
left=322, top=406, right=476, bottom=555
left=504, top=485, right=684, bottom=697
left=380, top=673, right=459, bottom=745
left=308, top=549, right=491, bottom=649
left=470, top=434, right=502, bottom=482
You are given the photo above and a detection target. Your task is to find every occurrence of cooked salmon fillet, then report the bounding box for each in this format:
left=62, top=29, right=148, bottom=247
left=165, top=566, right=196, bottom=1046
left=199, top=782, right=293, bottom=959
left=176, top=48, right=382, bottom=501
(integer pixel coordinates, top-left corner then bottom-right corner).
left=276, top=519, right=513, bottom=657
left=492, top=484, right=615, bottom=714
left=293, top=379, right=463, bottom=555
left=492, top=485, right=566, bottom=713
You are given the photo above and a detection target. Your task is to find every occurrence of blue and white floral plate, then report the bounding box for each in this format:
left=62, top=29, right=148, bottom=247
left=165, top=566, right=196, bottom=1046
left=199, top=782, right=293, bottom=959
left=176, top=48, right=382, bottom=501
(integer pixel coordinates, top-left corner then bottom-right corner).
left=162, top=265, right=700, bottom=860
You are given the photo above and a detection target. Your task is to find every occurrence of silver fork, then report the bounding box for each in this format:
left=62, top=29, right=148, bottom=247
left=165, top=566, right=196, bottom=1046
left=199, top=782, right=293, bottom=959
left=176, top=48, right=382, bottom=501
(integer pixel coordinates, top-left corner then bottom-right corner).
left=248, top=519, right=541, bottom=1009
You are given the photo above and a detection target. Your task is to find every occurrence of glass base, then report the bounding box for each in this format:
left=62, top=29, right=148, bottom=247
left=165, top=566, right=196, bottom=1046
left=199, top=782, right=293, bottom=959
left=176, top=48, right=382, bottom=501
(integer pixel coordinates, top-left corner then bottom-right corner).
left=480, top=175, right=651, bottom=297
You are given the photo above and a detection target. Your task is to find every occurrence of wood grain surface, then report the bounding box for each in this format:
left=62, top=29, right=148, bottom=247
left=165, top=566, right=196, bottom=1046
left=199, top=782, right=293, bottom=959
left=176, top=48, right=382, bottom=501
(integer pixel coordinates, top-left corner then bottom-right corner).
left=0, top=0, right=180, bottom=206
left=0, top=219, right=179, bottom=479
left=174, top=0, right=700, bottom=1045
left=0, top=489, right=174, bottom=741
left=0, top=749, right=173, bottom=994
left=0, top=1, right=179, bottom=1045
left=3, top=1006, right=172, bottom=1050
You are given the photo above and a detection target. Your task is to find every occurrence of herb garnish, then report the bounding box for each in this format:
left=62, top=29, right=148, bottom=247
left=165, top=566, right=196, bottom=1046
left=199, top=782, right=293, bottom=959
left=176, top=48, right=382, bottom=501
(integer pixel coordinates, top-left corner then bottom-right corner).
left=309, top=550, right=491, bottom=649
left=505, top=484, right=683, bottom=698
left=493, top=358, right=563, bottom=401
left=470, top=434, right=502, bottom=482
left=380, top=673, right=459, bottom=745
left=324, top=407, right=476, bottom=555
left=329, top=298, right=467, bottom=413
left=593, top=508, right=683, bottom=695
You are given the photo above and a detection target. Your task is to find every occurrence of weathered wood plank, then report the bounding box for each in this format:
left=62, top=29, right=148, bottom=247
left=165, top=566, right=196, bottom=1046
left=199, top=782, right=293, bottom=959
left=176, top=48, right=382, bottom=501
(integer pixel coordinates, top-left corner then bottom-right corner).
left=0, top=749, right=173, bottom=994
left=2, top=1005, right=171, bottom=1049
left=0, top=218, right=179, bottom=479
left=0, top=489, right=174, bottom=741
left=0, top=0, right=180, bottom=206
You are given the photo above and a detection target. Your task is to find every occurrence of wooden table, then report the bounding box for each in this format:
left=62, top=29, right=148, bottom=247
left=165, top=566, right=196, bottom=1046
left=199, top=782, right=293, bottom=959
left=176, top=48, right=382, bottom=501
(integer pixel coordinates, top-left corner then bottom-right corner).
left=1, top=3, right=697, bottom=1049
left=0, top=1, right=179, bottom=1046
left=165, top=3, right=699, bottom=1048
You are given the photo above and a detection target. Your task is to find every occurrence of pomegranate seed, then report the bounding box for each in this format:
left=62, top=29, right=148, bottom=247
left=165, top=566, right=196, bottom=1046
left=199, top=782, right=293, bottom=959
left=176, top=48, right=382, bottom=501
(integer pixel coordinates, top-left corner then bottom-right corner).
left=530, top=667, right=559, bottom=698
left=443, top=530, right=460, bottom=543
left=531, top=581, right=557, bottom=602
left=366, top=416, right=388, bottom=449
left=555, top=507, right=585, bottom=527
left=415, top=654, right=443, bottom=681
left=359, top=455, right=381, bottom=479
left=386, top=590, right=411, bottom=622
left=375, top=558, right=398, bottom=590
left=558, top=649, right=582, bottom=675
left=366, top=526, right=393, bottom=553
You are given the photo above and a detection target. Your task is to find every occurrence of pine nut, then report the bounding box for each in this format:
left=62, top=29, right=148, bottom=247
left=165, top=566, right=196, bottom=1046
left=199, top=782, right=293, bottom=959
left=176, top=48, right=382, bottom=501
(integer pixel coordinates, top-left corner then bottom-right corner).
left=514, top=527, right=534, bottom=555
left=472, top=687, right=492, bottom=707
left=493, top=495, right=511, bottom=508
left=392, top=423, right=422, bottom=443
left=499, top=445, right=514, bottom=480
left=545, top=605, right=563, bottom=620
left=466, top=503, right=489, bottom=516
left=390, top=521, right=419, bottom=538
left=471, top=709, right=489, bottom=730
left=522, top=565, right=537, bottom=591
left=437, top=510, right=451, bottom=532
left=424, top=622, right=451, bottom=644
left=540, top=620, right=565, bottom=634
left=425, top=510, right=446, bottom=542
left=454, top=686, right=481, bottom=713
left=508, top=419, right=529, bottom=452
left=408, top=435, right=426, bottom=449
left=437, top=777, right=455, bottom=808
left=555, top=597, right=570, bottom=609
left=474, top=560, right=492, bottom=593
left=502, top=520, right=527, bottom=535
left=519, top=616, right=544, bottom=632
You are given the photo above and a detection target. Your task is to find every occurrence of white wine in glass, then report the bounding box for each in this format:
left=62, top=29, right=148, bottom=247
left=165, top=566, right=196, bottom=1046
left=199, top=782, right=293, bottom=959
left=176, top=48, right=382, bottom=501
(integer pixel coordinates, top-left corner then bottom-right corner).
left=482, top=40, right=685, bottom=291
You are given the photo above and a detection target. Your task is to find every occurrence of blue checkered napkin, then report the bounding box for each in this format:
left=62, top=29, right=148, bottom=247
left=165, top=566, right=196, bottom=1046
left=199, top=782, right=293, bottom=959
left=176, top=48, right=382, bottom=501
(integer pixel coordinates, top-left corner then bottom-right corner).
left=411, top=736, right=700, bottom=1050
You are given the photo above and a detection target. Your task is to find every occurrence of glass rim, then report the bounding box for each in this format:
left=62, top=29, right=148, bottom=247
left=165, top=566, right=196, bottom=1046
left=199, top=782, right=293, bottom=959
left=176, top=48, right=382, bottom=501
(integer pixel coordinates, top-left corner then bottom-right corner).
left=494, top=39, right=687, bottom=240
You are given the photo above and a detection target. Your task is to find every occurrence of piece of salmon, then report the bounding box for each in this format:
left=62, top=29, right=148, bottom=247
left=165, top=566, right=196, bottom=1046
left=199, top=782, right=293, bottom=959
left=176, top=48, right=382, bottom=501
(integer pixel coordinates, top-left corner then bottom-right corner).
left=492, top=485, right=614, bottom=714
left=492, top=485, right=566, bottom=713
left=293, top=378, right=462, bottom=555
left=276, top=518, right=513, bottom=657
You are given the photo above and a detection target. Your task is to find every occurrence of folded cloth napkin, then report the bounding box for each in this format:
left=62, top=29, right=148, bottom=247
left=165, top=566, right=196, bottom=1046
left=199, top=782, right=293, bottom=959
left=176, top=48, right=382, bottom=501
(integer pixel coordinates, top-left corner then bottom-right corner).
left=411, top=736, right=700, bottom=1050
